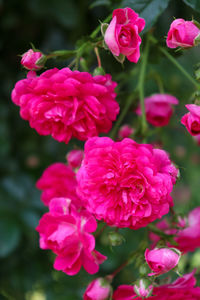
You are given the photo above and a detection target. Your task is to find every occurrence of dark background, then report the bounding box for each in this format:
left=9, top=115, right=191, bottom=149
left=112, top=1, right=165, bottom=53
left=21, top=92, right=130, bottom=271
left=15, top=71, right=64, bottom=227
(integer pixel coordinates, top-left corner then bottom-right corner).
left=1, top=0, right=200, bottom=299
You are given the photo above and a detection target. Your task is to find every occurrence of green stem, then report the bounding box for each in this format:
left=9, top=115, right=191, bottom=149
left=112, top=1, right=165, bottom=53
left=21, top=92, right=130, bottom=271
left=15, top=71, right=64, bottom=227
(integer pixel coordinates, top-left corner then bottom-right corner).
left=159, top=46, right=200, bottom=89
left=109, top=92, right=138, bottom=140
left=90, top=14, right=112, bottom=39
left=149, top=71, right=165, bottom=93
left=138, top=37, right=150, bottom=135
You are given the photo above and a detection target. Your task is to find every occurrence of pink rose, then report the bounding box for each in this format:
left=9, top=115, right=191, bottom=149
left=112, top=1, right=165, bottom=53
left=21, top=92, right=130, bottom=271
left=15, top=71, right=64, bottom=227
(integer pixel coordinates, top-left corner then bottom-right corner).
left=113, top=271, right=200, bottom=300
left=36, top=197, right=107, bottom=275
left=136, top=94, right=179, bottom=127
left=149, top=207, right=200, bottom=253
left=66, top=149, right=84, bottom=169
left=104, top=8, right=145, bottom=63
left=118, top=125, right=134, bottom=140
left=166, top=19, right=200, bottom=48
left=21, top=49, right=43, bottom=70
left=145, top=248, right=181, bottom=276
left=36, top=162, right=80, bottom=207
left=11, top=68, right=119, bottom=144
left=181, top=104, right=200, bottom=135
left=77, top=137, right=178, bottom=229
left=83, top=278, right=111, bottom=300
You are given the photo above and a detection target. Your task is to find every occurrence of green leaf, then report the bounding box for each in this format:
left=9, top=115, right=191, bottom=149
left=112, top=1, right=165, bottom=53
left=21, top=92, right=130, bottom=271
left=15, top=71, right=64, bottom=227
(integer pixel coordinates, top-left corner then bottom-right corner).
left=0, top=219, right=21, bottom=258
left=90, top=0, right=111, bottom=9
left=182, top=0, right=200, bottom=12
left=121, top=0, right=170, bottom=31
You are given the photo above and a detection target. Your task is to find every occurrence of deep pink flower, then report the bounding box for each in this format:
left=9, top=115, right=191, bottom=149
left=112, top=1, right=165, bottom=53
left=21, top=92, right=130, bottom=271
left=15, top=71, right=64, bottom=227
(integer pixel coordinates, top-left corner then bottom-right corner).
left=66, top=149, right=84, bottom=169
left=84, top=278, right=111, bottom=300
left=77, top=137, right=178, bottom=229
left=11, top=68, right=119, bottom=143
left=150, top=207, right=200, bottom=253
left=113, top=271, right=200, bottom=300
left=36, top=162, right=80, bottom=207
left=118, top=125, right=134, bottom=140
left=181, top=104, right=200, bottom=136
left=36, top=197, right=106, bottom=275
left=145, top=248, right=180, bottom=276
left=21, top=49, right=43, bottom=70
left=136, top=94, right=179, bottom=127
left=104, top=8, right=145, bottom=63
left=166, top=19, right=200, bottom=48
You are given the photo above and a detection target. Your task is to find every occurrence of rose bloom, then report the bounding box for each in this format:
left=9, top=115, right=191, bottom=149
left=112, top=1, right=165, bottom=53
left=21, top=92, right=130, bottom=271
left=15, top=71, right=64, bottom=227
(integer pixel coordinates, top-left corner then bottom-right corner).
left=11, top=68, right=119, bottom=144
left=145, top=248, right=181, bottom=276
left=104, top=7, right=145, bottom=63
left=136, top=94, right=179, bottom=127
left=166, top=19, right=200, bottom=48
left=21, top=49, right=43, bottom=70
left=181, top=104, right=200, bottom=136
left=36, top=162, right=80, bottom=207
left=36, top=197, right=106, bottom=275
left=150, top=207, right=200, bottom=253
left=83, top=278, right=111, bottom=300
left=66, top=149, right=84, bottom=169
left=113, top=270, right=200, bottom=300
left=77, top=137, right=178, bottom=229
left=118, top=125, right=134, bottom=140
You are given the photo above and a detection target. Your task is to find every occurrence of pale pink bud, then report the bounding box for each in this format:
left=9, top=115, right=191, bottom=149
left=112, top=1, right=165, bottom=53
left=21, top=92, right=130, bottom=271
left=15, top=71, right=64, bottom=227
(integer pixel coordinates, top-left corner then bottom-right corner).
left=145, top=248, right=181, bottom=276
left=21, top=49, right=43, bottom=70
left=83, top=278, right=111, bottom=300
left=134, top=279, right=153, bottom=298
left=181, top=104, right=200, bottom=136
left=104, top=8, right=145, bottom=63
left=118, top=125, right=134, bottom=140
left=66, top=149, right=84, bottom=169
left=166, top=19, right=200, bottom=49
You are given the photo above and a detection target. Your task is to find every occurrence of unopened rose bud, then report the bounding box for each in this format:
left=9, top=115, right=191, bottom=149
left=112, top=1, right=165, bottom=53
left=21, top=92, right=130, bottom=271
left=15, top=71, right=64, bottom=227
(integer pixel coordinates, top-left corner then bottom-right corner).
left=66, top=149, right=84, bottom=169
left=21, top=49, right=44, bottom=71
left=134, top=279, right=153, bottom=298
left=83, top=278, right=111, bottom=300
left=118, top=125, right=134, bottom=140
left=167, top=19, right=200, bottom=49
left=93, top=67, right=105, bottom=76
left=145, top=247, right=181, bottom=276
left=108, top=231, right=125, bottom=246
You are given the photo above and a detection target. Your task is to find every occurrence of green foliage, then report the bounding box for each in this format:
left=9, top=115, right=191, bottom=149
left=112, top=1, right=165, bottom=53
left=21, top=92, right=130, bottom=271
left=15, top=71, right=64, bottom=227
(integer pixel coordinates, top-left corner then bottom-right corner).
left=182, top=0, right=200, bottom=12
left=121, top=0, right=170, bottom=31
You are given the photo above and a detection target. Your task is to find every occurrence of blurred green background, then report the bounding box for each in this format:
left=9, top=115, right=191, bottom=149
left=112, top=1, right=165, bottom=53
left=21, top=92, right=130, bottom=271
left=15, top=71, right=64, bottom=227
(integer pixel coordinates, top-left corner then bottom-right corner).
left=1, top=0, right=200, bottom=299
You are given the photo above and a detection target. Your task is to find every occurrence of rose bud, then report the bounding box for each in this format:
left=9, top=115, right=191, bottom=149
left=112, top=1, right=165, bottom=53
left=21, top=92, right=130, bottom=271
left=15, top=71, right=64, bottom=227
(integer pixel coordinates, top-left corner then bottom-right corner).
left=104, top=7, right=145, bottom=63
left=136, top=94, right=179, bottom=127
left=118, top=125, right=134, bottom=140
left=166, top=19, right=200, bottom=49
left=145, top=248, right=181, bottom=276
left=66, top=149, right=84, bottom=169
left=181, top=104, right=200, bottom=136
left=21, top=49, right=44, bottom=70
left=83, top=278, right=111, bottom=300
left=134, top=279, right=153, bottom=298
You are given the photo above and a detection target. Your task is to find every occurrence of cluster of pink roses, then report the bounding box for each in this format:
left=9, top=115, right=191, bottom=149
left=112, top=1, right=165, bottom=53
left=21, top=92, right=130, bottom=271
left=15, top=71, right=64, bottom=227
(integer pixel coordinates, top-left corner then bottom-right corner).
left=11, top=5, right=200, bottom=300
